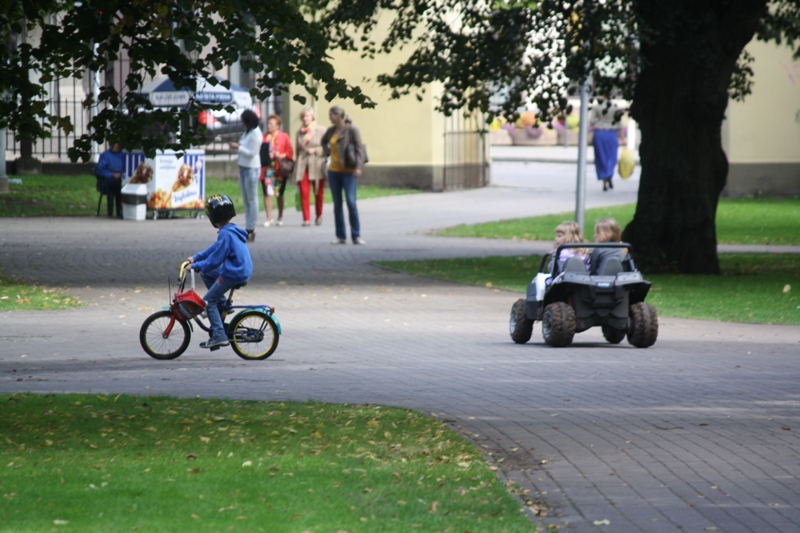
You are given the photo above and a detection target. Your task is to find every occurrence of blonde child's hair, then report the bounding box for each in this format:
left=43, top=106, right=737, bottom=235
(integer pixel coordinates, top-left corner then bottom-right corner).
left=556, top=221, right=584, bottom=244
left=554, top=220, right=588, bottom=255
left=594, top=218, right=622, bottom=243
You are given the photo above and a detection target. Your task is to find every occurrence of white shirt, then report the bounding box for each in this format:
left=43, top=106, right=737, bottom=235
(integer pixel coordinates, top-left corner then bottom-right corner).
left=237, top=127, right=262, bottom=168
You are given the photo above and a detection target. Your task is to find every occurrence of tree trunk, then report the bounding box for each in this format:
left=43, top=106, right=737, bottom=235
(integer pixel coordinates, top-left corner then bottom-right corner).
left=624, top=0, right=767, bottom=274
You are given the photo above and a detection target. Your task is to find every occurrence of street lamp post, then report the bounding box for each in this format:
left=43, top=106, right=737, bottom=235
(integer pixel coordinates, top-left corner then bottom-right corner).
left=575, top=75, right=591, bottom=235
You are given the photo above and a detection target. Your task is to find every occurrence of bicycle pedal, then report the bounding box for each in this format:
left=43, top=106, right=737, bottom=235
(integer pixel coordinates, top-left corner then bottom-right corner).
left=210, top=345, right=222, bottom=351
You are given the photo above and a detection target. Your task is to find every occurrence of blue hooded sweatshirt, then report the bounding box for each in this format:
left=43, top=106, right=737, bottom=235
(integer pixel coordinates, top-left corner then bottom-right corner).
left=192, top=224, right=253, bottom=285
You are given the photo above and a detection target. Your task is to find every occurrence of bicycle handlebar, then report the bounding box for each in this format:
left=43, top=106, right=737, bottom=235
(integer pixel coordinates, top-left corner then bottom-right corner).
left=179, top=261, right=196, bottom=290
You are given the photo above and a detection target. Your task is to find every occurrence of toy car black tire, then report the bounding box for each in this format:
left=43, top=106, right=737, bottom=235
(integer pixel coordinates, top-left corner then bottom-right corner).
left=602, top=325, right=626, bottom=344
left=542, top=302, right=576, bottom=347
left=510, top=298, right=534, bottom=344
left=628, top=302, right=658, bottom=348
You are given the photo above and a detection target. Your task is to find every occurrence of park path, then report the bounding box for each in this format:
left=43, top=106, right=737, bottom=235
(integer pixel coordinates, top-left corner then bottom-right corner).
left=2, top=157, right=800, bottom=532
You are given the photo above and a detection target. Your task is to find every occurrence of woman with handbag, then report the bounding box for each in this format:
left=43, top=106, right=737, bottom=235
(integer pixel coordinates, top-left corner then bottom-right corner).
left=321, top=105, right=366, bottom=245
left=590, top=97, right=626, bottom=192
left=293, top=107, right=327, bottom=227
left=259, top=114, right=294, bottom=227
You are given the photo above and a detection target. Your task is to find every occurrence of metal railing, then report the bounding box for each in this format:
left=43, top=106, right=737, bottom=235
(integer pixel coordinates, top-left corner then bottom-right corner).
left=443, top=113, right=489, bottom=190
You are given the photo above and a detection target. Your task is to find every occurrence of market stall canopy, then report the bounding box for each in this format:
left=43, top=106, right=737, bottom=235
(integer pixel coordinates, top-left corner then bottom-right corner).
left=140, top=76, right=253, bottom=108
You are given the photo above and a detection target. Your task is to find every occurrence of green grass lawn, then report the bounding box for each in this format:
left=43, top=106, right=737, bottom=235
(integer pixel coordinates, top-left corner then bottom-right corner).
left=0, top=393, right=535, bottom=533
left=0, top=174, right=419, bottom=218
left=378, top=253, right=800, bottom=325
left=0, top=272, right=83, bottom=311
left=416, top=198, right=800, bottom=324
left=435, top=199, right=800, bottom=245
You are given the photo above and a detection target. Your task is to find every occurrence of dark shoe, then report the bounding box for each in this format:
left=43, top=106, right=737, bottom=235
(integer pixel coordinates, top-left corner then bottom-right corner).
left=199, top=337, right=229, bottom=349
left=602, top=180, right=608, bottom=192
left=246, top=230, right=255, bottom=243
left=608, top=178, right=614, bottom=189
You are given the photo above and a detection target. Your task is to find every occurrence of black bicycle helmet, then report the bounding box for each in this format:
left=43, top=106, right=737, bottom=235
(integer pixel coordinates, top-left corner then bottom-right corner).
left=204, top=194, right=236, bottom=226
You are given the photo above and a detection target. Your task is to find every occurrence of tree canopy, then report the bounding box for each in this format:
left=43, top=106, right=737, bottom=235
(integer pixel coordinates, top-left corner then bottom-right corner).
left=3, top=0, right=799, bottom=272
left=0, top=0, right=374, bottom=160
left=314, top=0, right=800, bottom=273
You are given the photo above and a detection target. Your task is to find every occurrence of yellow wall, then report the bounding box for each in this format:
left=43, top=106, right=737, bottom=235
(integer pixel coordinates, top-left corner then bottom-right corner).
left=285, top=16, right=445, bottom=168
left=725, top=40, right=800, bottom=163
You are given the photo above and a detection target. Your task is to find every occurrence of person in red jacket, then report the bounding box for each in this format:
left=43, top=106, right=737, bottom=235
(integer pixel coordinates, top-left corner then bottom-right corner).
left=259, top=114, right=294, bottom=227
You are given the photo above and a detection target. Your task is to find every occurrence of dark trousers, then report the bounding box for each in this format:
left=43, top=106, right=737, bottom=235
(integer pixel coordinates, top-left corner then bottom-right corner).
left=107, top=178, right=122, bottom=218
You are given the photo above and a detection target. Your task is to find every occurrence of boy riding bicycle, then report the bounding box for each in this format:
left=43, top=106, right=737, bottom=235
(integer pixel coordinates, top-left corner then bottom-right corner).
left=187, top=194, right=253, bottom=349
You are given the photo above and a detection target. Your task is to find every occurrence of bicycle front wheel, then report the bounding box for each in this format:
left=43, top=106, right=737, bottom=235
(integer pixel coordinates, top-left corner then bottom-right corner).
left=229, top=310, right=279, bottom=360
left=140, top=310, right=191, bottom=360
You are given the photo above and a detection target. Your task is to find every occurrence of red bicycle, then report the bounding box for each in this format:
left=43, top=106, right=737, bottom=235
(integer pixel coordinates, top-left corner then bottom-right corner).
left=139, top=261, right=281, bottom=360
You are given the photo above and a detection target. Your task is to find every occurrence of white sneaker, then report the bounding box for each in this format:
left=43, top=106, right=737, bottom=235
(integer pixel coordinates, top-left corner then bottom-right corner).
left=331, top=239, right=346, bottom=244
left=276, top=218, right=284, bottom=226
left=353, top=237, right=367, bottom=245
left=263, top=220, right=273, bottom=227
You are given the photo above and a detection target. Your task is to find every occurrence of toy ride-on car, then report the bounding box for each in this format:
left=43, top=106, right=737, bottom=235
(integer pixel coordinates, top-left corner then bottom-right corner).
left=509, top=243, right=658, bottom=348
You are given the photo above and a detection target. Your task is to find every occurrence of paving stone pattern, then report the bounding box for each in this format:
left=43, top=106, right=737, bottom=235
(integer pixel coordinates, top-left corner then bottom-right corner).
left=1, top=161, right=799, bottom=532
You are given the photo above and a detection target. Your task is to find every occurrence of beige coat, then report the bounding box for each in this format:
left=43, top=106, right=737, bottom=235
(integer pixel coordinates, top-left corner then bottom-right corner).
left=293, top=125, right=327, bottom=184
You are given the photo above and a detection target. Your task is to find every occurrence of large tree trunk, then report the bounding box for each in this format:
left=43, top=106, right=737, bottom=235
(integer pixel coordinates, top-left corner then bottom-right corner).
left=624, top=0, right=767, bottom=274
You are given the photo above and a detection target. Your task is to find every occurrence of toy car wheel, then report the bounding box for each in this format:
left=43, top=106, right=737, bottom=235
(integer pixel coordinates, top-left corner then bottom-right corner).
left=509, top=298, right=533, bottom=344
left=628, top=302, right=658, bottom=348
left=542, top=302, right=576, bottom=347
left=602, top=325, right=626, bottom=344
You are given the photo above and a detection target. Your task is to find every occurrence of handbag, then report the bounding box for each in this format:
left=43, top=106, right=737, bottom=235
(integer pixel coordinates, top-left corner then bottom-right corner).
left=618, top=147, right=635, bottom=180
left=279, top=158, right=295, bottom=178
left=345, top=143, right=368, bottom=168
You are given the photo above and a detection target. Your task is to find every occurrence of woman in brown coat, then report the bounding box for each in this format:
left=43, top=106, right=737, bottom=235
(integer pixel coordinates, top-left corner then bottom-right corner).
left=293, top=107, right=327, bottom=226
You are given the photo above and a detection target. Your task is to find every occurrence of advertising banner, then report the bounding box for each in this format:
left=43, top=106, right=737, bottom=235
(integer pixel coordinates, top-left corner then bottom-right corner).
left=124, top=150, right=205, bottom=212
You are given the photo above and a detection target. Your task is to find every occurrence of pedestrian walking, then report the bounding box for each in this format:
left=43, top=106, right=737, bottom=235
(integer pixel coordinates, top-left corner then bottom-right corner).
left=590, top=97, right=626, bottom=192
left=229, top=109, right=262, bottom=242
left=321, top=105, right=366, bottom=245
left=294, top=107, right=327, bottom=227
left=259, top=114, right=293, bottom=227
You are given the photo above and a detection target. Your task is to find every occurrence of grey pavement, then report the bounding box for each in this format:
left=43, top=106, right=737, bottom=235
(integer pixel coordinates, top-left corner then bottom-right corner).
left=2, top=153, right=800, bottom=532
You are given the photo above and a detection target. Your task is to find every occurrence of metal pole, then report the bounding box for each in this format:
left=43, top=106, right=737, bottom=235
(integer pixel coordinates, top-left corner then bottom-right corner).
left=0, top=129, right=8, bottom=194
left=575, top=76, right=591, bottom=234
left=90, top=44, right=101, bottom=163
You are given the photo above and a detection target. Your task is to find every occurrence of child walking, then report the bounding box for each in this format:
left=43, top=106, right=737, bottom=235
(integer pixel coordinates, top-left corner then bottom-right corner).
left=187, top=194, right=253, bottom=349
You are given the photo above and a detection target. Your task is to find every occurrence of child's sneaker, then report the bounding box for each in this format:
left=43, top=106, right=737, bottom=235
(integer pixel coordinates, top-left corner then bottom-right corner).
left=200, top=337, right=229, bottom=349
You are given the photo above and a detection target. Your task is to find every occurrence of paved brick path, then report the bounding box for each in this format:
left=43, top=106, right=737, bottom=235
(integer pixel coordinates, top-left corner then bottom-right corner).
left=2, top=161, right=799, bottom=532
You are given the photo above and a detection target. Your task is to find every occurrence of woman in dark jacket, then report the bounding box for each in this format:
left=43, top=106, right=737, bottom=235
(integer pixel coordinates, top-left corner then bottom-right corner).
left=321, top=105, right=366, bottom=245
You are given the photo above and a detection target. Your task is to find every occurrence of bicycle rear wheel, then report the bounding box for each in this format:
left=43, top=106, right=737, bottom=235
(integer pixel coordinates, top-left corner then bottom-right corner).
left=140, top=310, right=190, bottom=360
left=229, top=310, right=279, bottom=360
